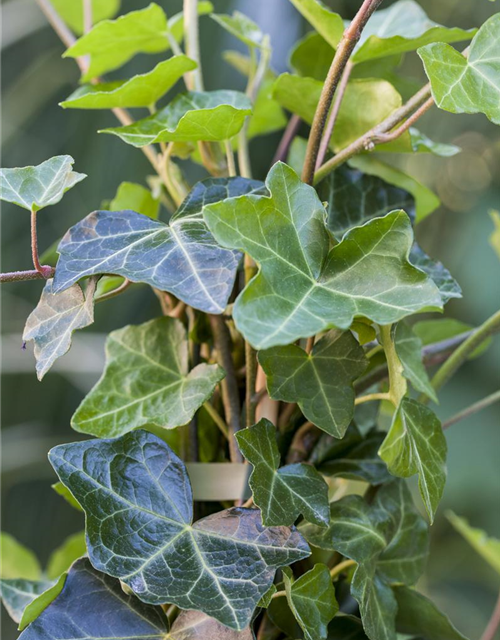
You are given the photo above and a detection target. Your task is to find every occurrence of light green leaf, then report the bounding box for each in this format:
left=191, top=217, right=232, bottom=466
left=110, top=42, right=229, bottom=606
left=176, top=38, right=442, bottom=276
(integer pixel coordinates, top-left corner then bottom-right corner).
left=168, top=609, right=255, bottom=639
left=18, top=574, right=66, bottom=631
left=64, top=4, right=170, bottom=81
left=289, top=32, right=335, bottom=81
left=379, top=397, right=447, bottom=522
left=101, top=90, right=252, bottom=147
left=489, top=210, right=500, bottom=259
left=52, top=482, right=83, bottom=512
left=288, top=0, right=344, bottom=49
left=109, top=182, right=159, bottom=219
left=0, top=578, right=55, bottom=625
left=395, top=322, right=437, bottom=402
left=410, top=128, right=461, bottom=156
left=23, top=278, right=96, bottom=381
left=167, top=2, right=214, bottom=44
left=258, top=584, right=277, bottom=609
left=259, top=331, right=367, bottom=438
left=72, top=317, right=224, bottom=438
left=0, top=533, right=41, bottom=580
left=283, top=565, right=338, bottom=640
left=46, top=532, right=87, bottom=581
left=419, top=14, right=500, bottom=125
left=351, top=0, right=476, bottom=64
left=0, top=156, right=86, bottom=212
left=60, top=56, right=196, bottom=110
left=204, top=162, right=442, bottom=350
left=236, top=419, right=330, bottom=527
left=50, top=0, right=120, bottom=35
left=211, top=11, right=267, bottom=49
left=394, top=586, right=470, bottom=640
left=447, top=511, right=500, bottom=575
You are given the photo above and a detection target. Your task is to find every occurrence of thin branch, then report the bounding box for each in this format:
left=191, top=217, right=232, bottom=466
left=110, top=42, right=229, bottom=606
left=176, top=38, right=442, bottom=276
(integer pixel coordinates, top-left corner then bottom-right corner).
left=225, top=140, right=236, bottom=178
left=442, top=390, right=500, bottom=430
left=481, top=591, right=500, bottom=640
left=94, top=279, right=132, bottom=303
left=301, top=0, right=384, bottom=184
left=30, top=209, right=43, bottom=274
left=184, top=0, right=203, bottom=91
left=0, top=268, right=55, bottom=283
left=355, top=392, right=390, bottom=405
left=380, top=324, right=407, bottom=407
left=330, top=559, right=356, bottom=580
left=202, top=401, right=229, bottom=439
left=373, top=96, right=434, bottom=145
left=82, top=0, right=92, bottom=34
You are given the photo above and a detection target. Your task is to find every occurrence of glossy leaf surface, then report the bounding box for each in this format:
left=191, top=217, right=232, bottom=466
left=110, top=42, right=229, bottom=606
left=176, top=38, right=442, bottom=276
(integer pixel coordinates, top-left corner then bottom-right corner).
left=236, top=419, right=330, bottom=527
left=259, top=331, right=367, bottom=438
left=49, top=430, right=310, bottom=629
left=204, top=163, right=442, bottom=349
left=395, top=322, right=437, bottom=402
left=288, top=0, right=344, bottom=48
left=72, top=317, right=223, bottom=437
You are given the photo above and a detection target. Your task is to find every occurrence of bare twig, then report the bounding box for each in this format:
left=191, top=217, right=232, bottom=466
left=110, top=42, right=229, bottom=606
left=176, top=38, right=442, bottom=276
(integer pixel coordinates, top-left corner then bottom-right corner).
left=184, top=0, right=203, bottom=90
left=272, top=114, right=301, bottom=166
left=481, top=591, right=500, bottom=640
left=82, top=0, right=92, bottom=34
left=0, top=268, right=55, bottom=283
left=442, top=390, right=500, bottom=430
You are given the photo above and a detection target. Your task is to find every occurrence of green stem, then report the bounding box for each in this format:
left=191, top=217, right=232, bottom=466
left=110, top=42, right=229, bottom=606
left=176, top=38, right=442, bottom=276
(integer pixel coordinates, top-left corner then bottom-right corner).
left=442, top=390, right=500, bottom=430
left=380, top=324, right=407, bottom=407
left=224, top=140, right=236, bottom=177
left=330, top=559, right=356, bottom=580
left=355, top=392, right=390, bottom=405
left=202, top=402, right=229, bottom=439
left=183, top=0, right=203, bottom=91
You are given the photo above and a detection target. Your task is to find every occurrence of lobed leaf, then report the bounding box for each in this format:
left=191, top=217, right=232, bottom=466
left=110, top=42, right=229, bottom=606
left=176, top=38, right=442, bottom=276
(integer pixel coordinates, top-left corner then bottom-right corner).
left=168, top=609, right=255, bottom=638
left=53, top=177, right=266, bottom=313
left=288, top=0, right=344, bottom=49
left=49, top=430, right=310, bottom=629
left=204, top=162, right=442, bottom=349
left=211, top=11, right=267, bottom=50
left=50, top=0, right=120, bottom=35
left=0, top=156, right=86, bottom=212
left=395, top=322, right=437, bottom=402
left=258, top=331, right=368, bottom=438
left=236, top=419, right=330, bottom=527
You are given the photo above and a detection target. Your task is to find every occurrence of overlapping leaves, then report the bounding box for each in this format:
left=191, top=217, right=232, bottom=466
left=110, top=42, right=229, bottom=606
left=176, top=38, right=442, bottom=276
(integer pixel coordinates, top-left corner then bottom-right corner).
left=288, top=0, right=344, bottom=49
left=51, top=0, right=120, bottom=35
left=395, top=321, right=437, bottom=401
left=49, top=430, right=310, bottom=629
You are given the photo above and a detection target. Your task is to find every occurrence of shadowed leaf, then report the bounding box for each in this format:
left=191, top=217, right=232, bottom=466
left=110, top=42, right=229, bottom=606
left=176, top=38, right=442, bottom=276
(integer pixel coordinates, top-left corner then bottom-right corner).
left=395, top=322, right=437, bottom=402
left=168, top=609, right=255, bottom=639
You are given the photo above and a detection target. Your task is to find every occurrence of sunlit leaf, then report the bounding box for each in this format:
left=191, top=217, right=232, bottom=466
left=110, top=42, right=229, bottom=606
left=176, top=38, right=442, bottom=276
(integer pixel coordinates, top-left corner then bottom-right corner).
left=236, top=419, right=330, bottom=527
left=23, top=278, right=96, bottom=381
left=447, top=511, right=500, bottom=575
left=211, top=11, right=267, bottom=49
left=0, top=579, right=55, bottom=625
left=167, top=2, right=214, bottom=44
left=52, top=482, right=83, bottom=512
left=60, top=56, right=196, bottom=109
left=379, top=398, right=447, bottom=522
left=50, top=0, right=120, bottom=35
left=395, top=322, right=437, bottom=402
left=0, top=156, right=86, bottom=212
left=288, top=0, right=344, bottom=48
left=259, top=331, right=367, bottom=438
left=72, top=317, right=224, bottom=437
left=49, top=430, right=310, bottom=629
left=0, top=533, right=41, bottom=580
left=46, top=532, right=87, bottom=581
left=53, top=177, right=265, bottom=313
left=204, top=162, right=442, bottom=349
left=168, top=609, right=255, bottom=639
left=419, top=14, right=500, bottom=125
left=108, top=181, right=160, bottom=219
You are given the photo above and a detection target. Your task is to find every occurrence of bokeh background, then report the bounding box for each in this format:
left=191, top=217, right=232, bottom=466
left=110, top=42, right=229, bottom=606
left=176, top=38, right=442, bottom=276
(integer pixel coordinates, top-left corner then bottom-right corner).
left=1, top=0, right=499, bottom=637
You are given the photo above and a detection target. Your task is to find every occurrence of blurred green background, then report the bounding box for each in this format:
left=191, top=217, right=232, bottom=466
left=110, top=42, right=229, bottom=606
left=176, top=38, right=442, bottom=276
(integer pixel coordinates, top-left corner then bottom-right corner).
left=1, top=0, right=499, bottom=637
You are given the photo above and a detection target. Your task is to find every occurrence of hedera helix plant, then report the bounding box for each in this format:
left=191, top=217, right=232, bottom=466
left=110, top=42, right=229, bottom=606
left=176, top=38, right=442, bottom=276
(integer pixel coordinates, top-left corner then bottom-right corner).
left=1, top=0, right=500, bottom=638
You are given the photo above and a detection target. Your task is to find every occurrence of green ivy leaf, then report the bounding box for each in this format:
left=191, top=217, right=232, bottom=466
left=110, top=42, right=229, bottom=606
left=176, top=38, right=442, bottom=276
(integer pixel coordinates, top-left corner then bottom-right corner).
left=379, top=398, right=447, bottom=522
left=53, top=177, right=265, bottom=313
left=0, top=156, right=86, bottom=212
left=109, top=181, right=160, bottom=219
left=351, top=0, right=476, bottom=64
left=289, top=32, right=335, bottom=81
left=101, top=90, right=252, bottom=147
left=258, top=584, right=277, bottom=609
left=351, top=564, right=398, bottom=640
left=447, top=511, right=500, bottom=575
left=46, top=532, right=87, bottom=581
left=60, top=56, right=196, bottom=110
left=50, top=0, right=120, bottom=35
left=211, top=11, right=267, bottom=50
left=0, top=579, right=56, bottom=625
left=168, top=609, right=255, bottom=638
left=328, top=614, right=369, bottom=639
left=395, top=322, right=437, bottom=402
left=52, top=482, right=83, bottom=512
left=419, top=14, right=500, bottom=125
left=71, top=317, right=223, bottom=438
left=18, top=559, right=169, bottom=640
left=283, top=565, right=338, bottom=640
left=17, top=575, right=67, bottom=631
left=288, top=0, right=344, bottom=49
left=0, top=533, right=41, bottom=580
left=409, top=127, right=461, bottom=156
left=204, top=163, right=442, bottom=349
left=23, top=278, right=96, bottom=381
left=49, top=430, right=310, bottom=629
left=394, top=586, right=470, bottom=640
left=409, top=244, right=462, bottom=305
left=258, top=331, right=368, bottom=438
left=236, top=419, right=330, bottom=527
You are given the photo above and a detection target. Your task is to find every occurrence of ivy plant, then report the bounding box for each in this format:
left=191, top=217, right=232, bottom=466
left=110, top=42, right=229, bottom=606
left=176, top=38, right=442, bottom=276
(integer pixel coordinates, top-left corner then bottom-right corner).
left=1, top=1, right=500, bottom=639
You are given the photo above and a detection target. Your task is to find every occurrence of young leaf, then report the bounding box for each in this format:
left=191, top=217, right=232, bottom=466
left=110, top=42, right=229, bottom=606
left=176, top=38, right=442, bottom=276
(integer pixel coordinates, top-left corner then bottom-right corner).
left=283, top=565, right=338, bottom=640
left=53, top=177, right=265, bottom=313
left=258, top=331, right=368, bottom=438
left=50, top=0, right=120, bottom=35
left=288, top=0, right=344, bottom=49
left=409, top=244, right=462, bottom=305
left=204, top=162, right=442, bottom=349
left=46, top=532, right=86, bottom=581
left=0, top=156, right=86, bottom=212
left=447, top=511, right=500, bottom=575
left=394, top=586, right=470, bottom=640
left=109, top=182, right=160, bottom=219
left=18, top=559, right=169, bottom=640
left=101, top=91, right=252, bottom=147
left=23, top=278, right=96, bottom=381
left=52, top=482, right=83, bottom=512
left=17, top=575, right=67, bottom=631
left=0, top=533, right=41, bottom=580
left=351, top=0, right=476, bottom=64
left=49, top=430, right=310, bottom=629
left=0, top=578, right=55, bottom=625
left=71, top=317, right=224, bottom=438
left=379, top=398, right=447, bottom=522
left=64, top=4, right=170, bottom=81
left=395, top=322, right=437, bottom=402
left=419, top=14, right=500, bottom=125
left=169, top=609, right=255, bottom=638
left=235, top=419, right=330, bottom=527
left=211, top=11, right=267, bottom=50
left=60, top=56, right=196, bottom=110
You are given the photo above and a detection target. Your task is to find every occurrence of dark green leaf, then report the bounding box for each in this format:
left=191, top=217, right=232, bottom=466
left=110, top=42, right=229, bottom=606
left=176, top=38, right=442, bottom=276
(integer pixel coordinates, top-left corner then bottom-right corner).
left=409, top=244, right=461, bottom=305
left=267, top=593, right=303, bottom=638
left=204, top=163, right=442, bottom=349
left=50, top=0, right=120, bottom=35
left=53, top=177, right=265, bottom=313
left=109, top=181, right=160, bottom=219
left=168, top=609, right=255, bottom=638
left=0, top=533, right=41, bottom=580
left=351, top=564, right=398, bottom=640
left=0, top=156, right=86, bottom=212
left=288, top=0, right=344, bottom=48
left=283, top=565, right=338, bottom=640
left=101, top=91, right=252, bottom=147
left=258, top=331, right=367, bottom=438
left=258, top=584, right=277, bottom=609
left=395, top=322, right=437, bottom=402
left=328, top=614, right=368, bottom=639
left=379, top=398, right=447, bottom=522
left=49, top=430, right=310, bottom=629
left=72, top=317, right=224, bottom=437
left=419, top=14, right=500, bottom=125
left=211, top=11, right=266, bottom=49
left=236, top=419, right=329, bottom=527
left=447, top=511, right=500, bottom=575
left=60, top=56, right=196, bottom=109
